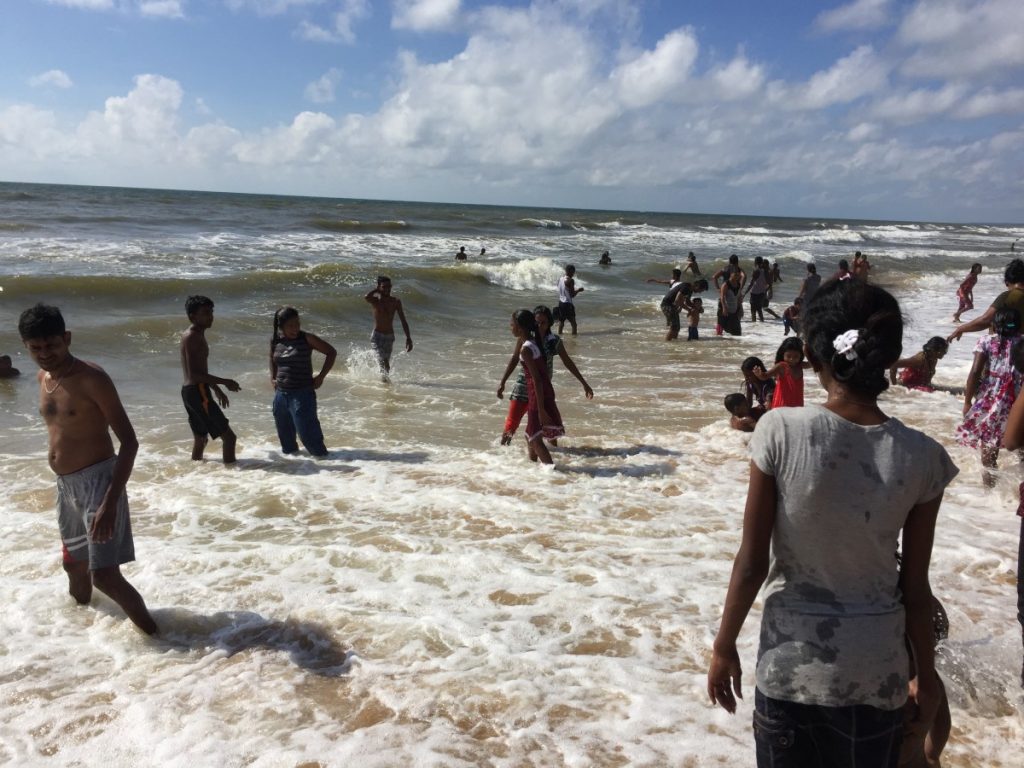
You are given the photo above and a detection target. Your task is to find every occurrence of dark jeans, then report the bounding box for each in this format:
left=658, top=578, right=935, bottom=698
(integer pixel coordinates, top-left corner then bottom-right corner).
left=272, top=388, right=327, bottom=456
left=753, top=688, right=903, bottom=768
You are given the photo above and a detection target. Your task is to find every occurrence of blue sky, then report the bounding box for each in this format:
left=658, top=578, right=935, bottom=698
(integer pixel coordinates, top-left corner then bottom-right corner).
left=1, top=0, right=1022, bottom=222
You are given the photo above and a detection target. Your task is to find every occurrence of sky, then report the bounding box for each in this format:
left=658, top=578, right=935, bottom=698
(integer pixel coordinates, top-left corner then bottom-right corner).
left=1, top=0, right=1022, bottom=222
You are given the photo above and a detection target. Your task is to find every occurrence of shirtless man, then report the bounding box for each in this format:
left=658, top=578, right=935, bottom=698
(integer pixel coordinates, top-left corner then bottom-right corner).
left=18, top=303, right=157, bottom=634
left=179, top=295, right=240, bottom=463
left=365, top=276, right=413, bottom=379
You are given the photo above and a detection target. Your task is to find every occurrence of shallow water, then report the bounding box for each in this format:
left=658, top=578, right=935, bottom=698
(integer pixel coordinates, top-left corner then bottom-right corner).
left=0, top=182, right=1021, bottom=766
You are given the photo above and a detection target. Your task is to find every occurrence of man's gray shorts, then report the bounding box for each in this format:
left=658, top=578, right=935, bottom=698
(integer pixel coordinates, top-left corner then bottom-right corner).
left=57, top=456, right=135, bottom=570
left=371, top=330, right=396, bottom=363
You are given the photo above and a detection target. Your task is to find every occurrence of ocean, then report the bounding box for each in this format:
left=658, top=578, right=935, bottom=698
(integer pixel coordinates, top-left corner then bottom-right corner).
left=0, top=181, right=1021, bottom=766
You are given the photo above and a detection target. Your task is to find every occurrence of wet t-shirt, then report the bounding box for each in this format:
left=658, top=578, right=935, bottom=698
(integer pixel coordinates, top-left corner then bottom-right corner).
left=750, top=405, right=958, bottom=710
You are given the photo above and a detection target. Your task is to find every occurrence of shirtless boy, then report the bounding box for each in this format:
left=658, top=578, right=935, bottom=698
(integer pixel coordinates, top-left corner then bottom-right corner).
left=365, top=276, right=413, bottom=378
left=19, top=303, right=157, bottom=634
left=180, top=295, right=240, bottom=462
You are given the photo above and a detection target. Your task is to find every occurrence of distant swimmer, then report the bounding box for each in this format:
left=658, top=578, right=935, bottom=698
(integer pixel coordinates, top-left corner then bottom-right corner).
left=0, top=354, right=20, bottom=378
left=1013, top=238, right=1019, bottom=252
left=19, top=303, right=158, bottom=635
left=599, top=251, right=612, bottom=265
left=555, top=264, right=583, bottom=336
left=180, top=295, right=240, bottom=464
left=455, top=246, right=468, bottom=261
left=365, top=275, right=413, bottom=380
left=479, top=247, right=487, bottom=257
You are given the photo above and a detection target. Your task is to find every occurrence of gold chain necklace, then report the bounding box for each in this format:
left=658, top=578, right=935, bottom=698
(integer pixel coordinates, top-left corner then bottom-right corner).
left=44, top=357, right=75, bottom=395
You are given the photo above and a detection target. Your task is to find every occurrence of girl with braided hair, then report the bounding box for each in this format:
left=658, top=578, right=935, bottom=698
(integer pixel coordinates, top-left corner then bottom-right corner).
left=708, top=279, right=958, bottom=767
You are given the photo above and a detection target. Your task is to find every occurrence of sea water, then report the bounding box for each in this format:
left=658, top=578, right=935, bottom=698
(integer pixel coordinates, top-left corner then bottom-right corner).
left=0, top=182, right=1021, bottom=766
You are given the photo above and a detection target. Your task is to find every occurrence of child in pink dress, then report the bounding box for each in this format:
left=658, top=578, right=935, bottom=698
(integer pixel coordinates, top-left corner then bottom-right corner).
left=767, top=337, right=811, bottom=408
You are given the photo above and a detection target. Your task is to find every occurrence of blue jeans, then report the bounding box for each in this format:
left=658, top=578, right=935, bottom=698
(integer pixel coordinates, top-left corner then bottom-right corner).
left=272, top=389, right=327, bottom=456
left=753, top=688, right=903, bottom=768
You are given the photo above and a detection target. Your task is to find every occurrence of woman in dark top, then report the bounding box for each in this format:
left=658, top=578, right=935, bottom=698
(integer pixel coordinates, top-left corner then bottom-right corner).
left=270, top=306, right=337, bottom=457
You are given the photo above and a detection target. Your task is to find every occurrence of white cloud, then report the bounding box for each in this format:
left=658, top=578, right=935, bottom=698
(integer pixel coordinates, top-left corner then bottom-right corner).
left=44, top=0, right=114, bottom=8
left=846, top=122, right=880, bottom=142
left=305, top=68, right=343, bottom=103
left=297, top=0, right=370, bottom=43
left=139, top=0, right=184, bottom=18
left=869, top=83, right=965, bottom=123
left=611, top=28, right=699, bottom=108
left=899, top=0, right=1024, bottom=79
left=392, top=0, right=460, bottom=31
left=29, top=70, right=74, bottom=89
left=43, top=0, right=186, bottom=16
left=234, top=111, right=337, bottom=164
left=957, top=87, right=1024, bottom=119
left=76, top=74, right=183, bottom=153
left=225, top=0, right=320, bottom=14
left=0, top=105, right=69, bottom=158
left=815, top=0, right=891, bottom=32
left=708, top=54, right=764, bottom=100
left=781, top=45, right=889, bottom=109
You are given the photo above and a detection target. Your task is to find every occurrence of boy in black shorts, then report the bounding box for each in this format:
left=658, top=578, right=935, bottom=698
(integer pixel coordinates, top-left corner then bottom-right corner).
left=179, top=295, right=240, bottom=462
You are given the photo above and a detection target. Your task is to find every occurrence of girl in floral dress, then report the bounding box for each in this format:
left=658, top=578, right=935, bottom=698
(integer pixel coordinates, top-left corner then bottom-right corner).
left=956, top=308, right=1023, bottom=485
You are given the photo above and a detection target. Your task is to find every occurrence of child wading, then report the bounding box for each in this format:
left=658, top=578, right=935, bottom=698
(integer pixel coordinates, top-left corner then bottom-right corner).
left=956, top=307, right=1023, bottom=485
left=889, top=337, right=948, bottom=392
left=766, top=337, right=810, bottom=408
left=741, top=356, right=775, bottom=413
left=708, top=279, right=958, bottom=768
left=509, top=309, right=563, bottom=464
left=269, top=307, right=336, bottom=457
left=952, top=263, right=982, bottom=323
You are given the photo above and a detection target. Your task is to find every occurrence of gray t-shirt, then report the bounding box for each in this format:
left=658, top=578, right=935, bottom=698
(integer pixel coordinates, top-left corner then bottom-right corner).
left=750, top=405, right=958, bottom=710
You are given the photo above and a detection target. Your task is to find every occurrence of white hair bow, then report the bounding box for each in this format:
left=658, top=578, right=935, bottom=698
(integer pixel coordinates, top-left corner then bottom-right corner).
left=833, top=329, right=860, bottom=361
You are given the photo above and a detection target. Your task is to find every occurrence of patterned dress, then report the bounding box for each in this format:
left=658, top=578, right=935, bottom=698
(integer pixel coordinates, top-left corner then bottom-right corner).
left=521, top=339, right=564, bottom=441
left=955, top=334, right=1023, bottom=448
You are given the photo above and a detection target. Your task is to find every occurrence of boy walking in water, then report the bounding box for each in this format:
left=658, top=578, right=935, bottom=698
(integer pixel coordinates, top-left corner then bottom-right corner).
left=19, top=304, right=157, bottom=634
left=365, top=276, right=413, bottom=379
left=556, top=264, right=583, bottom=335
left=180, top=295, right=240, bottom=463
